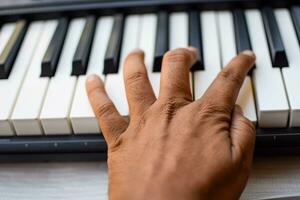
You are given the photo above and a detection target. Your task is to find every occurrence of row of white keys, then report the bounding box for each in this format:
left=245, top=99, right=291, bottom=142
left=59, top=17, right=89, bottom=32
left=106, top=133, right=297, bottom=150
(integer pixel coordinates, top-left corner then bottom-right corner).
left=0, top=22, right=44, bottom=135
left=70, top=17, right=114, bottom=134
left=217, top=11, right=257, bottom=123
left=11, top=20, right=58, bottom=135
left=169, top=12, right=194, bottom=96
left=138, top=14, right=160, bottom=97
left=246, top=10, right=289, bottom=127
left=105, top=15, right=141, bottom=116
left=39, top=18, right=86, bottom=135
left=194, top=12, right=221, bottom=99
left=275, top=9, right=300, bottom=127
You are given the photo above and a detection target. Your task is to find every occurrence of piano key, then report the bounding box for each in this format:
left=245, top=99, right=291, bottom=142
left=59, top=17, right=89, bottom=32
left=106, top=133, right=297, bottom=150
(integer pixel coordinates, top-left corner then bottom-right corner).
left=40, top=18, right=86, bottom=135
left=0, top=22, right=44, bottom=135
left=233, top=10, right=252, bottom=53
left=218, top=11, right=257, bottom=123
left=105, top=15, right=141, bottom=116
left=246, top=10, right=289, bottom=127
left=0, top=24, right=16, bottom=77
left=103, top=14, right=124, bottom=74
left=11, top=20, right=58, bottom=135
left=290, top=7, right=300, bottom=45
left=0, top=24, right=15, bottom=54
left=169, top=12, right=193, bottom=96
left=169, top=12, right=188, bottom=49
left=188, top=11, right=204, bottom=71
left=194, top=12, right=221, bottom=99
left=153, top=11, right=168, bottom=72
left=72, top=16, right=96, bottom=76
left=0, top=21, right=26, bottom=79
left=275, top=9, right=300, bottom=127
left=70, top=17, right=114, bottom=134
left=261, top=7, right=288, bottom=68
left=138, top=14, right=160, bottom=97
left=41, top=18, right=69, bottom=77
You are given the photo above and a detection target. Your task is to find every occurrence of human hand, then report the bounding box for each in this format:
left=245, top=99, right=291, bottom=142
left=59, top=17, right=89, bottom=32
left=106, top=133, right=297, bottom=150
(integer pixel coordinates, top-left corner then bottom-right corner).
left=86, top=48, right=256, bottom=200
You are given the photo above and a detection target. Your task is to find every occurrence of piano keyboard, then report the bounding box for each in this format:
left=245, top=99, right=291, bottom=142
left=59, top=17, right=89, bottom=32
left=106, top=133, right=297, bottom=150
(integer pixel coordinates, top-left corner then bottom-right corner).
left=1, top=3, right=300, bottom=157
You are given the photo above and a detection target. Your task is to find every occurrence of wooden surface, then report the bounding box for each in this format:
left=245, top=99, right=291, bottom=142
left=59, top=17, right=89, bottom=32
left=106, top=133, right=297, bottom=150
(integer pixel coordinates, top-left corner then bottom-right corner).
left=0, top=156, right=300, bottom=200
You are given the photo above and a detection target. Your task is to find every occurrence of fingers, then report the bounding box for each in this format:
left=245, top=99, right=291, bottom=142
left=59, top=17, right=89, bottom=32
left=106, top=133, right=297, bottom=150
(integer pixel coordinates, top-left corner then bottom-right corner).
left=159, top=48, right=197, bottom=101
left=86, top=74, right=128, bottom=147
left=230, top=105, right=256, bottom=161
left=196, top=50, right=255, bottom=112
left=123, top=49, right=156, bottom=117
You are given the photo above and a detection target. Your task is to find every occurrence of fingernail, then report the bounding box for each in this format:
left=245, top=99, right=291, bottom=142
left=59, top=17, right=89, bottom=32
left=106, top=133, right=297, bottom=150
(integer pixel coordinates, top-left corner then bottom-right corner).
left=129, top=49, right=145, bottom=60
left=131, top=48, right=144, bottom=54
left=187, top=46, right=198, bottom=56
left=187, top=46, right=198, bottom=64
left=86, top=74, right=98, bottom=82
left=187, top=46, right=198, bottom=52
left=241, top=50, right=256, bottom=59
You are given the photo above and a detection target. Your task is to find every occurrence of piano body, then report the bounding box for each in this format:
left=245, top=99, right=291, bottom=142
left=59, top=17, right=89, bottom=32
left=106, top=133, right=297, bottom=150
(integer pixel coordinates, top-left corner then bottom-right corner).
left=0, top=0, right=299, bottom=161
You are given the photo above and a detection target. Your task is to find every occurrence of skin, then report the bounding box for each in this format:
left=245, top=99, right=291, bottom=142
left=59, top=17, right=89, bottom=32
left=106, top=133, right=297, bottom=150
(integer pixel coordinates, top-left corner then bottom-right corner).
left=86, top=48, right=256, bottom=200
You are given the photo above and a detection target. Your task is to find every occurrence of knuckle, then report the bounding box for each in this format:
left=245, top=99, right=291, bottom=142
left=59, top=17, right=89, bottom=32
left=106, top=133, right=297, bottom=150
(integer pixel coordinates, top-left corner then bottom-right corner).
left=125, top=72, right=149, bottom=102
left=164, top=48, right=191, bottom=66
left=219, top=68, right=244, bottom=86
left=95, top=102, right=115, bottom=119
left=168, top=77, right=188, bottom=94
left=160, top=98, right=180, bottom=121
left=164, top=98, right=177, bottom=112
left=126, top=71, right=147, bottom=86
left=201, top=102, right=232, bottom=116
left=197, top=102, right=231, bottom=122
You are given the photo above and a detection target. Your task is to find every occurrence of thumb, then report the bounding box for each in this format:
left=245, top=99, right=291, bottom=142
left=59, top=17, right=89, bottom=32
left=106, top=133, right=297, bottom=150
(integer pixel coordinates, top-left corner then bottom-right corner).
left=230, top=105, right=256, bottom=160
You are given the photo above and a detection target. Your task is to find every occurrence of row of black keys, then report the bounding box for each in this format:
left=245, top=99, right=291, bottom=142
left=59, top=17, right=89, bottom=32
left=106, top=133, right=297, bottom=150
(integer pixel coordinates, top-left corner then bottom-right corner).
left=1, top=6, right=300, bottom=79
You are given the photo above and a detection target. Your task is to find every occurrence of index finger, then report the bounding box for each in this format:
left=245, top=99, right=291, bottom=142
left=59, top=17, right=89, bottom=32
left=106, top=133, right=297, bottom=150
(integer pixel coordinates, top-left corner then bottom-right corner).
left=195, top=50, right=256, bottom=111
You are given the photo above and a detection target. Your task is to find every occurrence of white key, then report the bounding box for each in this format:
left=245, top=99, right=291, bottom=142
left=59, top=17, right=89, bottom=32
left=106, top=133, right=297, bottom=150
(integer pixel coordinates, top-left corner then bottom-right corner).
left=246, top=10, right=289, bottom=127
left=105, top=15, right=141, bottom=116
left=0, top=22, right=44, bottom=135
left=218, top=11, right=257, bottom=123
left=275, top=9, right=300, bottom=127
left=194, top=12, right=221, bottom=99
left=0, top=23, right=16, bottom=54
left=70, top=17, right=114, bottom=134
left=169, top=12, right=188, bottom=49
left=39, top=18, right=86, bottom=135
left=138, top=14, right=160, bottom=97
left=11, top=20, right=58, bottom=135
left=169, top=12, right=193, bottom=96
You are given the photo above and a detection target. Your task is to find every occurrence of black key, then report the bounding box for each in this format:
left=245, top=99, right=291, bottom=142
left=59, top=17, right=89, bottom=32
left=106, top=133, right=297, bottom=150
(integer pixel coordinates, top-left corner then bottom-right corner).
left=262, top=7, right=288, bottom=68
left=153, top=11, right=169, bottom=72
left=103, top=14, right=124, bottom=74
left=188, top=11, right=204, bottom=71
left=0, top=20, right=27, bottom=79
left=72, top=16, right=96, bottom=76
left=233, top=10, right=252, bottom=53
left=41, top=18, right=69, bottom=77
left=291, top=7, right=300, bottom=45
left=233, top=10, right=255, bottom=74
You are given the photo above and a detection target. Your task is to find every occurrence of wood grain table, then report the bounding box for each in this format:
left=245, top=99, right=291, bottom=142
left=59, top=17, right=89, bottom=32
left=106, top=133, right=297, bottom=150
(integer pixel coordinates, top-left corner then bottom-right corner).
left=0, top=156, right=300, bottom=200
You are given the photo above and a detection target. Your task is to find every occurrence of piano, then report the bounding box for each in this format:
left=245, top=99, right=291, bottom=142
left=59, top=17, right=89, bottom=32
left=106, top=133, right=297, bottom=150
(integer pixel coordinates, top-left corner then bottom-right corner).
left=0, top=0, right=300, bottom=161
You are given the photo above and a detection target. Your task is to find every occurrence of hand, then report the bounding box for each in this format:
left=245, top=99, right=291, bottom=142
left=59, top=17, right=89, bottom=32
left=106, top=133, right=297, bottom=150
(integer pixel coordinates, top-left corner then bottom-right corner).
left=86, top=48, right=256, bottom=200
